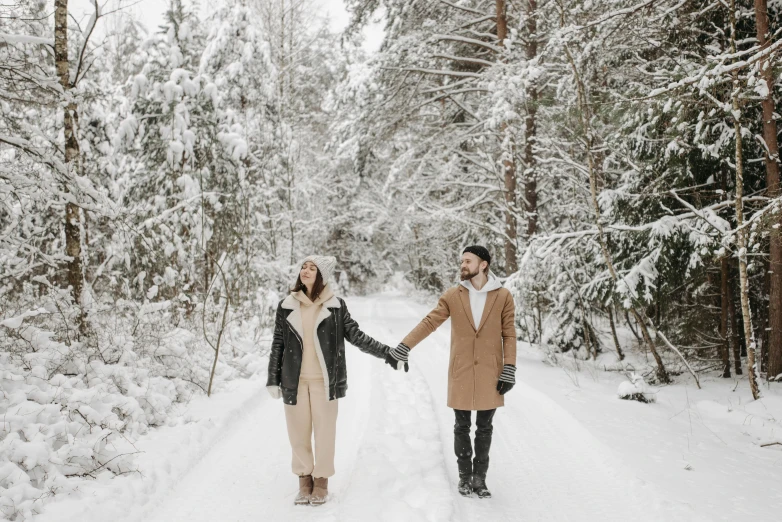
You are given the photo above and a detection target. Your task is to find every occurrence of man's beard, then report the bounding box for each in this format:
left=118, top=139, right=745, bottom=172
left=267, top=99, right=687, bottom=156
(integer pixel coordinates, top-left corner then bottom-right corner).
left=460, top=268, right=479, bottom=281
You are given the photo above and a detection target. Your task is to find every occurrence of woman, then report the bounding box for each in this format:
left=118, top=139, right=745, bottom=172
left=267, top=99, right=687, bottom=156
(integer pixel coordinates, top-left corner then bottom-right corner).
left=266, top=255, right=393, bottom=506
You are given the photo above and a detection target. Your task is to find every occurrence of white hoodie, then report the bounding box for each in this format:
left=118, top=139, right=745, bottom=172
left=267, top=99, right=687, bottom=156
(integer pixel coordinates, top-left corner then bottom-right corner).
left=460, top=271, right=503, bottom=329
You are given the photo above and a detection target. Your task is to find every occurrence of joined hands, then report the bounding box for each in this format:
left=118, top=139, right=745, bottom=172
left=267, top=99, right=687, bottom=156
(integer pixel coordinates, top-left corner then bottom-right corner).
left=385, top=343, right=410, bottom=372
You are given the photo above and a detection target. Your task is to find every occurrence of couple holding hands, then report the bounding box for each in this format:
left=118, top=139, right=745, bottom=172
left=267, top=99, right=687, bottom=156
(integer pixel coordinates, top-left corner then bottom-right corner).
left=265, top=246, right=517, bottom=506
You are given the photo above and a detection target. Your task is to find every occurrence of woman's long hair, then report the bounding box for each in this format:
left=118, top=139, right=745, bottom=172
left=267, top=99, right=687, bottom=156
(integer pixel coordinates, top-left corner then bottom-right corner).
left=292, top=268, right=325, bottom=302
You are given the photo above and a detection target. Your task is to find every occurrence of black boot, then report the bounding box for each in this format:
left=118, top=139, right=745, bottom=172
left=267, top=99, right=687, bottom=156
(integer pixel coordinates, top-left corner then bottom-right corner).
left=470, top=474, right=492, bottom=499
left=458, top=474, right=473, bottom=497
left=473, top=409, right=496, bottom=483
left=454, top=410, right=474, bottom=497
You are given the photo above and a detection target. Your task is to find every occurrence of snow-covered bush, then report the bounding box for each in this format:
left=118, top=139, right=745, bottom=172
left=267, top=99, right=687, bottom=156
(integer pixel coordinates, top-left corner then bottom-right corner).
left=617, top=373, right=657, bottom=404
left=509, top=241, right=603, bottom=359
left=0, top=282, right=274, bottom=520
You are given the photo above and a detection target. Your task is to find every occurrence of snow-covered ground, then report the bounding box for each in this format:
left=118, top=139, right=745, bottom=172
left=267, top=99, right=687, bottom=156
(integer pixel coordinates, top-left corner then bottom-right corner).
left=515, top=341, right=782, bottom=520
left=39, top=293, right=782, bottom=521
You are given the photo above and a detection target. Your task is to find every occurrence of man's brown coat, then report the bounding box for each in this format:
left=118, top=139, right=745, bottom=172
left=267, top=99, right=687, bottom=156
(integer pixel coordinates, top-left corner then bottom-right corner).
left=402, top=285, right=516, bottom=411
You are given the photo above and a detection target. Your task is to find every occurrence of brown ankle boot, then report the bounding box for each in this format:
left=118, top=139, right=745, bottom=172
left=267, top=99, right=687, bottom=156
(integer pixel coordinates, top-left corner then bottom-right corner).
left=294, top=475, right=313, bottom=505
left=309, top=477, right=328, bottom=506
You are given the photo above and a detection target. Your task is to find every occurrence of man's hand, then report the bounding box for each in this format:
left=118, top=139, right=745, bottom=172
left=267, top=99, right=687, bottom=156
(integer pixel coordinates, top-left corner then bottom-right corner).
left=496, top=364, right=516, bottom=395
left=267, top=385, right=282, bottom=399
left=385, top=343, right=410, bottom=372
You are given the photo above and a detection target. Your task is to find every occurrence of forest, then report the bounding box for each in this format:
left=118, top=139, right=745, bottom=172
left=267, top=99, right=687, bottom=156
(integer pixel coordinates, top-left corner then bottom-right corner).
left=1, top=0, right=782, bottom=520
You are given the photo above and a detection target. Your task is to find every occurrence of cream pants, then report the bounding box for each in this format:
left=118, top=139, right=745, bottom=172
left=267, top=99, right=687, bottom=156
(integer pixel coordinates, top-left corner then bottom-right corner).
left=284, top=378, right=338, bottom=478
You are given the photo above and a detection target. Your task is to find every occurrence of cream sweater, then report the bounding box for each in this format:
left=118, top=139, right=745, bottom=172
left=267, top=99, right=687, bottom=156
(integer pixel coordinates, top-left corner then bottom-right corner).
left=292, top=285, right=334, bottom=380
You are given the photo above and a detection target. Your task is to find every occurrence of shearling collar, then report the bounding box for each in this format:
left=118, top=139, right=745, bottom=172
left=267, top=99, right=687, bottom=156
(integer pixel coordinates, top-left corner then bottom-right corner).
left=282, top=286, right=340, bottom=311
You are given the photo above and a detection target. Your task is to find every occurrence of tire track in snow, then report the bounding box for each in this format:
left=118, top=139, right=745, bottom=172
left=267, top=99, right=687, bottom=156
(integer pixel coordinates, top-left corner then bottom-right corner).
left=338, top=297, right=456, bottom=522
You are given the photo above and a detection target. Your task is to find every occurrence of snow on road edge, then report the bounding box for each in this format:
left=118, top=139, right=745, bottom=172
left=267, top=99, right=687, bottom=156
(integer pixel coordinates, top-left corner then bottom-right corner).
left=37, top=379, right=267, bottom=522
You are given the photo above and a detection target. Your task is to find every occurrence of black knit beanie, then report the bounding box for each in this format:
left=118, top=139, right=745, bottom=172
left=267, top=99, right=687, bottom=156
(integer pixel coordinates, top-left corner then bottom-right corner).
left=462, top=245, right=491, bottom=264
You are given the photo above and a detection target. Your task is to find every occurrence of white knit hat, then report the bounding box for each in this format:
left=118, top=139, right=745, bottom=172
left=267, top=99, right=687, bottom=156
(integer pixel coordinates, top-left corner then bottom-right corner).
left=300, top=255, right=337, bottom=282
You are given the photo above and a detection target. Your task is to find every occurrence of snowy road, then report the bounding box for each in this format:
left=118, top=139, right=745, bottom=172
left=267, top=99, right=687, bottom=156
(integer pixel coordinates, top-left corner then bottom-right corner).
left=142, top=294, right=691, bottom=522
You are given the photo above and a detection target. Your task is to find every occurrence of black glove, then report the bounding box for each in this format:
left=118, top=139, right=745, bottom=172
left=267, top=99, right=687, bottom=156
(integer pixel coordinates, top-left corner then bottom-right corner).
left=385, top=343, right=410, bottom=372
left=496, top=364, right=516, bottom=395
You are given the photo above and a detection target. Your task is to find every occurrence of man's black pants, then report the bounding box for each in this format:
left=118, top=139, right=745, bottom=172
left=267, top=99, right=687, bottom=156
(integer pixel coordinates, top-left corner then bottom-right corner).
left=454, top=409, right=496, bottom=479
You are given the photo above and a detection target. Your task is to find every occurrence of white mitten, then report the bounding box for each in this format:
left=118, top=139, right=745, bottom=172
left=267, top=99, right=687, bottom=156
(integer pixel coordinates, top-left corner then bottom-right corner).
left=267, top=386, right=282, bottom=400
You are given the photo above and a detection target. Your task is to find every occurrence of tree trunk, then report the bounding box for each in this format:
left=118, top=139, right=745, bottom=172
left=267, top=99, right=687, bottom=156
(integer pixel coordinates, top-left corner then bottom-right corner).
left=731, top=0, right=761, bottom=399
left=523, top=0, right=539, bottom=239
left=754, top=0, right=782, bottom=381
left=55, top=0, right=84, bottom=315
left=582, top=316, right=595, bottom=360
left=608, top=305, right=625, bottom=361
left=625, top=310, right=642, bottom=343
left=720, top=256, right=732, bottom=377
left=288, top=0, right=295, bottom=97
left=720, top=170, right=733, bottom=378
left=732, top=121, right=760, bottom=396
left=761, top=261, right=770, bottom=373
left=279, top=0, right=285, bottom=101
left=725, top=168, right=743, bottom=376
left=502, top=148, right=518, bottom=273
left=497, top=0, right=518, bottom=274
left=631, top=308, right=670, bottom=383
left=728, top=264, right=743, bottom=375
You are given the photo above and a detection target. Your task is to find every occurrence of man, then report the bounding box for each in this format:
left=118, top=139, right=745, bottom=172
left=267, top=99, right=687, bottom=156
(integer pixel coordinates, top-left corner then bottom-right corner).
left=386, top=246, right=517, bottom=498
